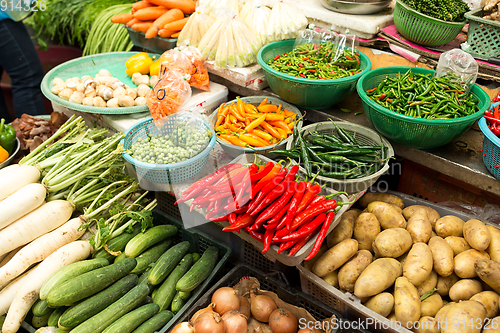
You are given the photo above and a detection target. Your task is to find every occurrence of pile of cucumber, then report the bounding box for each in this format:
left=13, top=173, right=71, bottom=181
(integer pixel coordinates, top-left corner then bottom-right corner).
left=30, top=224, right=220, bottom=333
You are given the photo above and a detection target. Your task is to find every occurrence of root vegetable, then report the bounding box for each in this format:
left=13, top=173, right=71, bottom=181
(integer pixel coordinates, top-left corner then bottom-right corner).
left=212, top=287, right=240, bottom=315
left=135, top=97, right=147, bottom=106
left=117, top=95, right=135, bottom=107
left=93, top=97, right=106, bottom=107
left=69, top=91, right=85, bottom=104
left=58, top=88, right=74, bottom=100
left=268, top=309, right=297, bottom=333
left=250, top=293, right=277, bottom=322
left=107, top=98, right=119, bottom=108
left=0, top=183, right=46, bottom=230
left=0, top=266, right=37, bottom=315
left=0, top=165, right=40, bottom=201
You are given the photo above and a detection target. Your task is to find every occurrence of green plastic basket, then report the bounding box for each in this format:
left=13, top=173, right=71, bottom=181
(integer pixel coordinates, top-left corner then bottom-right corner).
left=464, top=9, right=500, bottom=60
left=256, top=40, right=371, bottom=109
left=393, top=0, right=466, bottom=47
left=356, top=66, right=490, bottom=149
left=41, top=52, right=158, bottom=115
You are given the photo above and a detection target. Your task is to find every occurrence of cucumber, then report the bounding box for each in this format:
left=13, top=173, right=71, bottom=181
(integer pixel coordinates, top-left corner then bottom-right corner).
left=141, top=296, right=153, bottom=305
left=102, top=303, right=159, bottom=333
left=47, top=257, right=137, bottom=307
left=114, top=252, right=127, bottom=263
left=148, top=241, right=190, bottom=285
left=131, top=310, right=173, bottom=333
left=176, top=246, right=218, bottom=292
left=48, top=307, right=67, bottom=327
left=40, top=258, right=109, bottom=300
left=192, top=253, right=200, bottom=262
left=32, top=299, right=51, bottom=317
left=125, top=225, right=178, bottom=258
left=71, top=284, right=149, bottom=333
left=32, top=309, right=54, bottom=328
left=131, top=239, right=172, bottom=275
left=170, top=291, right=186, bottom=314
left=153, top=254, right=193, bottom=311
left=178, top=291, right=191, bottom=301
left=94, top=225, right=141, bottom=263
left=58, top=274, right=138, bottom=330
left=151, top=288, right=158, bottom=299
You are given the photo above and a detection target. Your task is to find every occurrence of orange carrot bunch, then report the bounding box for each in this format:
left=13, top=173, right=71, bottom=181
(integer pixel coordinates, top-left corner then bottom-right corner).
left=215, top=98, right=297, bottom=148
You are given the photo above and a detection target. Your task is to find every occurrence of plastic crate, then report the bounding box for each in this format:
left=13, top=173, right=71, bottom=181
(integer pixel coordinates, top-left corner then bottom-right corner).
left=171, top=264, right=370, bottom=333
left=151, top=209, right=232, bottom=333
left=298, top=190, right=500, bottom=333
left=465, top=9, right=500, bottom=60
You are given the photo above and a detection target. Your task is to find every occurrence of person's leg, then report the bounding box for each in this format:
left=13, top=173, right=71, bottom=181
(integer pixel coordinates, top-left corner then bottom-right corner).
left=0, top=19, right=46, bottom=118
left=0, top=63, right=11, bottom=122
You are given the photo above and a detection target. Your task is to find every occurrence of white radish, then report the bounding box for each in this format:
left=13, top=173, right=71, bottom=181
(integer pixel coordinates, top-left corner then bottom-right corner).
left=0, top=200, right=73, bottom=257
left=2, top=241, right=92, bottom=333
left=0, top=265, right=37, bottom=315
left=0, top=165, right=40, bottom=201
left=0, top=246, right=23, bottom=268
left=0, top=183, right=46, bottom=230
left=0, top=164, right=20, bottom=178
left=0, top=217, right=85, bottom=287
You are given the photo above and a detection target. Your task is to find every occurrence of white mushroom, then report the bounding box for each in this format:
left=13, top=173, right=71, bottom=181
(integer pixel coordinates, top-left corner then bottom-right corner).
left=136, top=84, right=151, bottom=97
left=138, top=75, right=150, bottom=86
left=81, top=75, right=92, bottom=83
left=94, top=75, right=104, bottom=85
left=149, top=75, right=159, bottom=87
left=113, top=87, right=126, bottom=99
left=131, top=73, right=143, bottom=86
left=82, top=97, right=94, bottom=106
left=96, top=85, right=107, bottom=96
left=72, top=77, right=81, bottom=82
left=84, top=79, right=96, bottom=90
left=65, top=79, right=78, bottom=90
left=126, top=87, right=137, bottom=100
left=76, top=83, right=85, bottom=93
left=69, top=91, right=85, bottom=104
left=51, top=85, right=65, bottom=95
left=134, top=97, right=147, bottom=106
left=111, top=81, right=125, bottom=90
left=85, top=90, right=96, bottom=98
left=98, top=69, right=112, bottom=77
left=107, top=98, right=119, bottom=108
left=52, top=77, right=65, bottom=86
left=118, top=95, right=135, bottom=107
left=93, top=96, right=106, bottom=107
left=98, top=87, right=114, bottom=101
left=58, top=88, right=74, bottom=100
left=105, top=77, right=120, bottom=88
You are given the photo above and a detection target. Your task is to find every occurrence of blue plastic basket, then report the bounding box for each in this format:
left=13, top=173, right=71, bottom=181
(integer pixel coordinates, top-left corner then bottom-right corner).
left=479, top=103, right=500, bottom=181
left=121, top=114, right=216, bottom=184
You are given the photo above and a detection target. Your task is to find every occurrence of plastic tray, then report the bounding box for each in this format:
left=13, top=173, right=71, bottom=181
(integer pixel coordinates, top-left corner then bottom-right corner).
left=297, top=190, right=500, bottom=333
left=126, top=26, right=177, bottom=54
left=286, top=121, right=394, bottom=194
left=465, top=9, right=500, bottom=60
left=170, top=264, right=373, bottom=333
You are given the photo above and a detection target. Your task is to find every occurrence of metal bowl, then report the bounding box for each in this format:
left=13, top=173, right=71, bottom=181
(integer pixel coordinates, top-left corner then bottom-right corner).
left=0, top=137, right=20, bottom=170
left=319, top=0, right=393, bottom=15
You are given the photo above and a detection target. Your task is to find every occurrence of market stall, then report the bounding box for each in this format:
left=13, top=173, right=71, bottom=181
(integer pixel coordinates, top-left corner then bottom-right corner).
left=2, top=0, right=500, bottom=332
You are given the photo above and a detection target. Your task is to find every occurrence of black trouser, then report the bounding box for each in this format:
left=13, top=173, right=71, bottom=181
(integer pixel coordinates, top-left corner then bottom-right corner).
left=0, top=18, right=45, bottom=121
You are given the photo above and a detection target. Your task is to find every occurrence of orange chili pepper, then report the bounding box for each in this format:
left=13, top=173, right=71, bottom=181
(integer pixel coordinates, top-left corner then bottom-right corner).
left=265, top=114, right=285, bottom=122
left=230, top=104, right=245, bottom=122
left=236, top=97, right=246, bottom=116
left=246, top=132, right=270, bottom=145
left=229, top=115, right=238, bottom=124
left=284, top=109, right=296, bottom=118
left=276, top=104, right=282, bottom=114
left=251, top=129, right=273, bottom=142
left=257, top=104, right=278, bottom=113
left=227, top=123, right=243, bottom=133
left=269, top=120, right=292, bottom=134
left=239, top=133, right=268, bottom=147
left=287, top=121, right=295, bottom=130
left=218, top=136, right=232, bottom=144
left=215, top=115, right=225, bottom=127
left=245, top=114, right=267, bottom=132
left=258, top=98, right=268, bottom=107
left=244, top=104, right=258, bottom=114
left=215, top=125, right=227, bottom=132
left=219, top=134, right=246, bottom=147
left=260, top=121, right=282, bottom=139
left=276, top=128, right=287, bottom=139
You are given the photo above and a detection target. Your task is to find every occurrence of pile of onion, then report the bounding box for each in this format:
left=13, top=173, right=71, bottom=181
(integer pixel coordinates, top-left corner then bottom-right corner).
left=269, top=309, right=298, bottom=333
left=212, top=287, right=241, bottom=315
left=251, top=293, right=278, bottom=322
left=193, top=311, right=225, bottom=333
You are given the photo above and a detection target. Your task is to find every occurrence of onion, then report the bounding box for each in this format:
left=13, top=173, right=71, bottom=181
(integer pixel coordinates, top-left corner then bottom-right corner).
left=193, top=311, right=225, bottom=333
left=212, top=287, right=240, bottom=315
left=190, top=303, right=215, bottom=324
left=222, top=310, right=248, bottom=333
left=269, top=309, right=298, bottom=333
left=250, top=293, right=278, bottom=323
left=297, top=329, right=322, bottom=333
left=238, top=296, right=251, bottom=319
left=171, top=322, right=194, bottom=333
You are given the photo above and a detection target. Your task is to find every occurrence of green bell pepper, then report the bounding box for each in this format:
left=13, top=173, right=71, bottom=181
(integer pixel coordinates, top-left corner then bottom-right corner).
left=0, top=119, right=16, bottom=155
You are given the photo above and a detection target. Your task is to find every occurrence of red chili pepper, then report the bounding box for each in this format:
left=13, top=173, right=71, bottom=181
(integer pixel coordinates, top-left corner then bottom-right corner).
left=313, top=42, right=317, bottom=49
left=486, top=115, right=500, bottom=124
left=354, top=54, right=360, bottom=65
left=277, top=239, right=299, bottom=254
left=264, top=220, right=279, bottom=229
left=234, top=204, right=248, bottom=214
left=257, top=202, right=290, bottom=231
left=366, top=87, right=377, bottom=94
left=248, top=167, right=287, bottom=212
left=262, top=228, right=275, bottom=253
left=302, top=56, right=310, bottom=61
left=222, top=213, right=256, bottom=232
left=275, top=213, right=326, bottom=242
left=308, top=60, right=316, bottom=63
left=298, top=63, right=304, bottom=68
left=255, top=181, right=297, bottom=224
left=208, top=213, right=230, bottom=222
left=378, top=93, right=387, bottom=101
left=289, top=200, right=337, bottom=231
left=299, top=74, right=307, bottom=78
left=248, top=229, right=265, bottom=242
left=281, top=181, right=307, bottom=230
left=288, top=230, right=317, bottom=257
left=304, top=211, right=335, bottom=261
left=176, top=163, right=242, bottom=204
left=208, top=191, right=233, bottom=202
left=486, top=110, right=494, bottom=118
left=250, top=163, right=283, bottom=197
left=274, top=54, right=281, bottom=61
left=234, top=171, right=252, bottom=207
left=207, top=167, right=248, bottom=191
left=346, top=56, right=354, bottom=61
left=228, top=213, right=237, bottom=225
left=309, top=195, right=326, bottom=207
left=308, top=70, right=317, bottom=73
left=494, top=106, right=500, bottom=119
left=296, top=184, right=322, bottom=214
left=206, top=201, right=215, bottom=212
left=250, top=162, right=273, bottom=182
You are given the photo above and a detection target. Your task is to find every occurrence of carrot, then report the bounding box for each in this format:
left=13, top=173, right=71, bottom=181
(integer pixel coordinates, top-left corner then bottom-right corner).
left=132, top=22, right=154, bottom=33
left=132, top=0, right=153, bottom=11
left=134, top=6, right=168, bottom=21
left=145, top=8, right=184, bottom=38
left=159, top=17, right=189, bottom=37
left=126, top=18, right=141, bottom=27
left=147, top=0, right=195, bottom=14
left=171, top=31, right=180, bottom=38
left=111, top=13, right=134, bottom=24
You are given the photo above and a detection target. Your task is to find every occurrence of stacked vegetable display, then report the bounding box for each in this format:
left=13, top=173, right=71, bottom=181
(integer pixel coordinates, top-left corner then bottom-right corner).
left=176, top=160, right=350, bottom=259
left=306, top=192, right=500, bottom=331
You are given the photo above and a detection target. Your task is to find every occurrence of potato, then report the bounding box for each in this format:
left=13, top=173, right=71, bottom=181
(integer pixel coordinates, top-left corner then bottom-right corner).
left=367, top=202, right=406, bottom=229
left=363, top=292, right=394, bottom=317
left=476, top=259, right=500, bottom=294
left=431, top=231, right=437, bottom=238
left=435, top=302, right=456, bottom=326
left=394, top=277, right=421, bottom=328
left=421, top=293, right=443, bottom=317
left=470, top=291, right=500, bottom=318
left=428, top=236, right=455, bottom=277
left=442, top=300, right=486, bottom=333
left=454, top=249, right=490, bottom=278
left=353, top=212, right=380, bottom=252
left=406, top=208, right=433, bottom=244
left=387, top=311, right=397, bottom=322
left=402, top=205, right=441, bottom=227
left=304, top=244, right=328, bottom=272
left=413, top=316, right=440, bottom=333
left=372, top=228, right=412, bottom=258
left=354, top=258, right=402, bottom=298
left=403, top=243, right=433, bottom=286
left=487, top=225, right=500, bottom=263
left=436, top=273, right=460, bottom=297
left=312, top=239, right=358, bottom=277
left=358, top=192, right=405, bottom=209
left=327, top=209, right=360, bottom=248
left=322, top=270, right=339, bottom=288
left=445, top=236, right=472, bottom=256
left=483, top=316, right=500, bottom=332
left=416, top=270, right=438, bottom=296
left=338, top=250, right=372, bottom=293
left=464, top=219, right=492, bottom=251
left=449, top=278, right=483, bottom=301
left=435, top=215, right=465, bottom=238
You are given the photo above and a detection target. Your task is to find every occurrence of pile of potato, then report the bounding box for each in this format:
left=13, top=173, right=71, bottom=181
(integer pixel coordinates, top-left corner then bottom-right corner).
left=306, top=192, right=500, bottom=333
